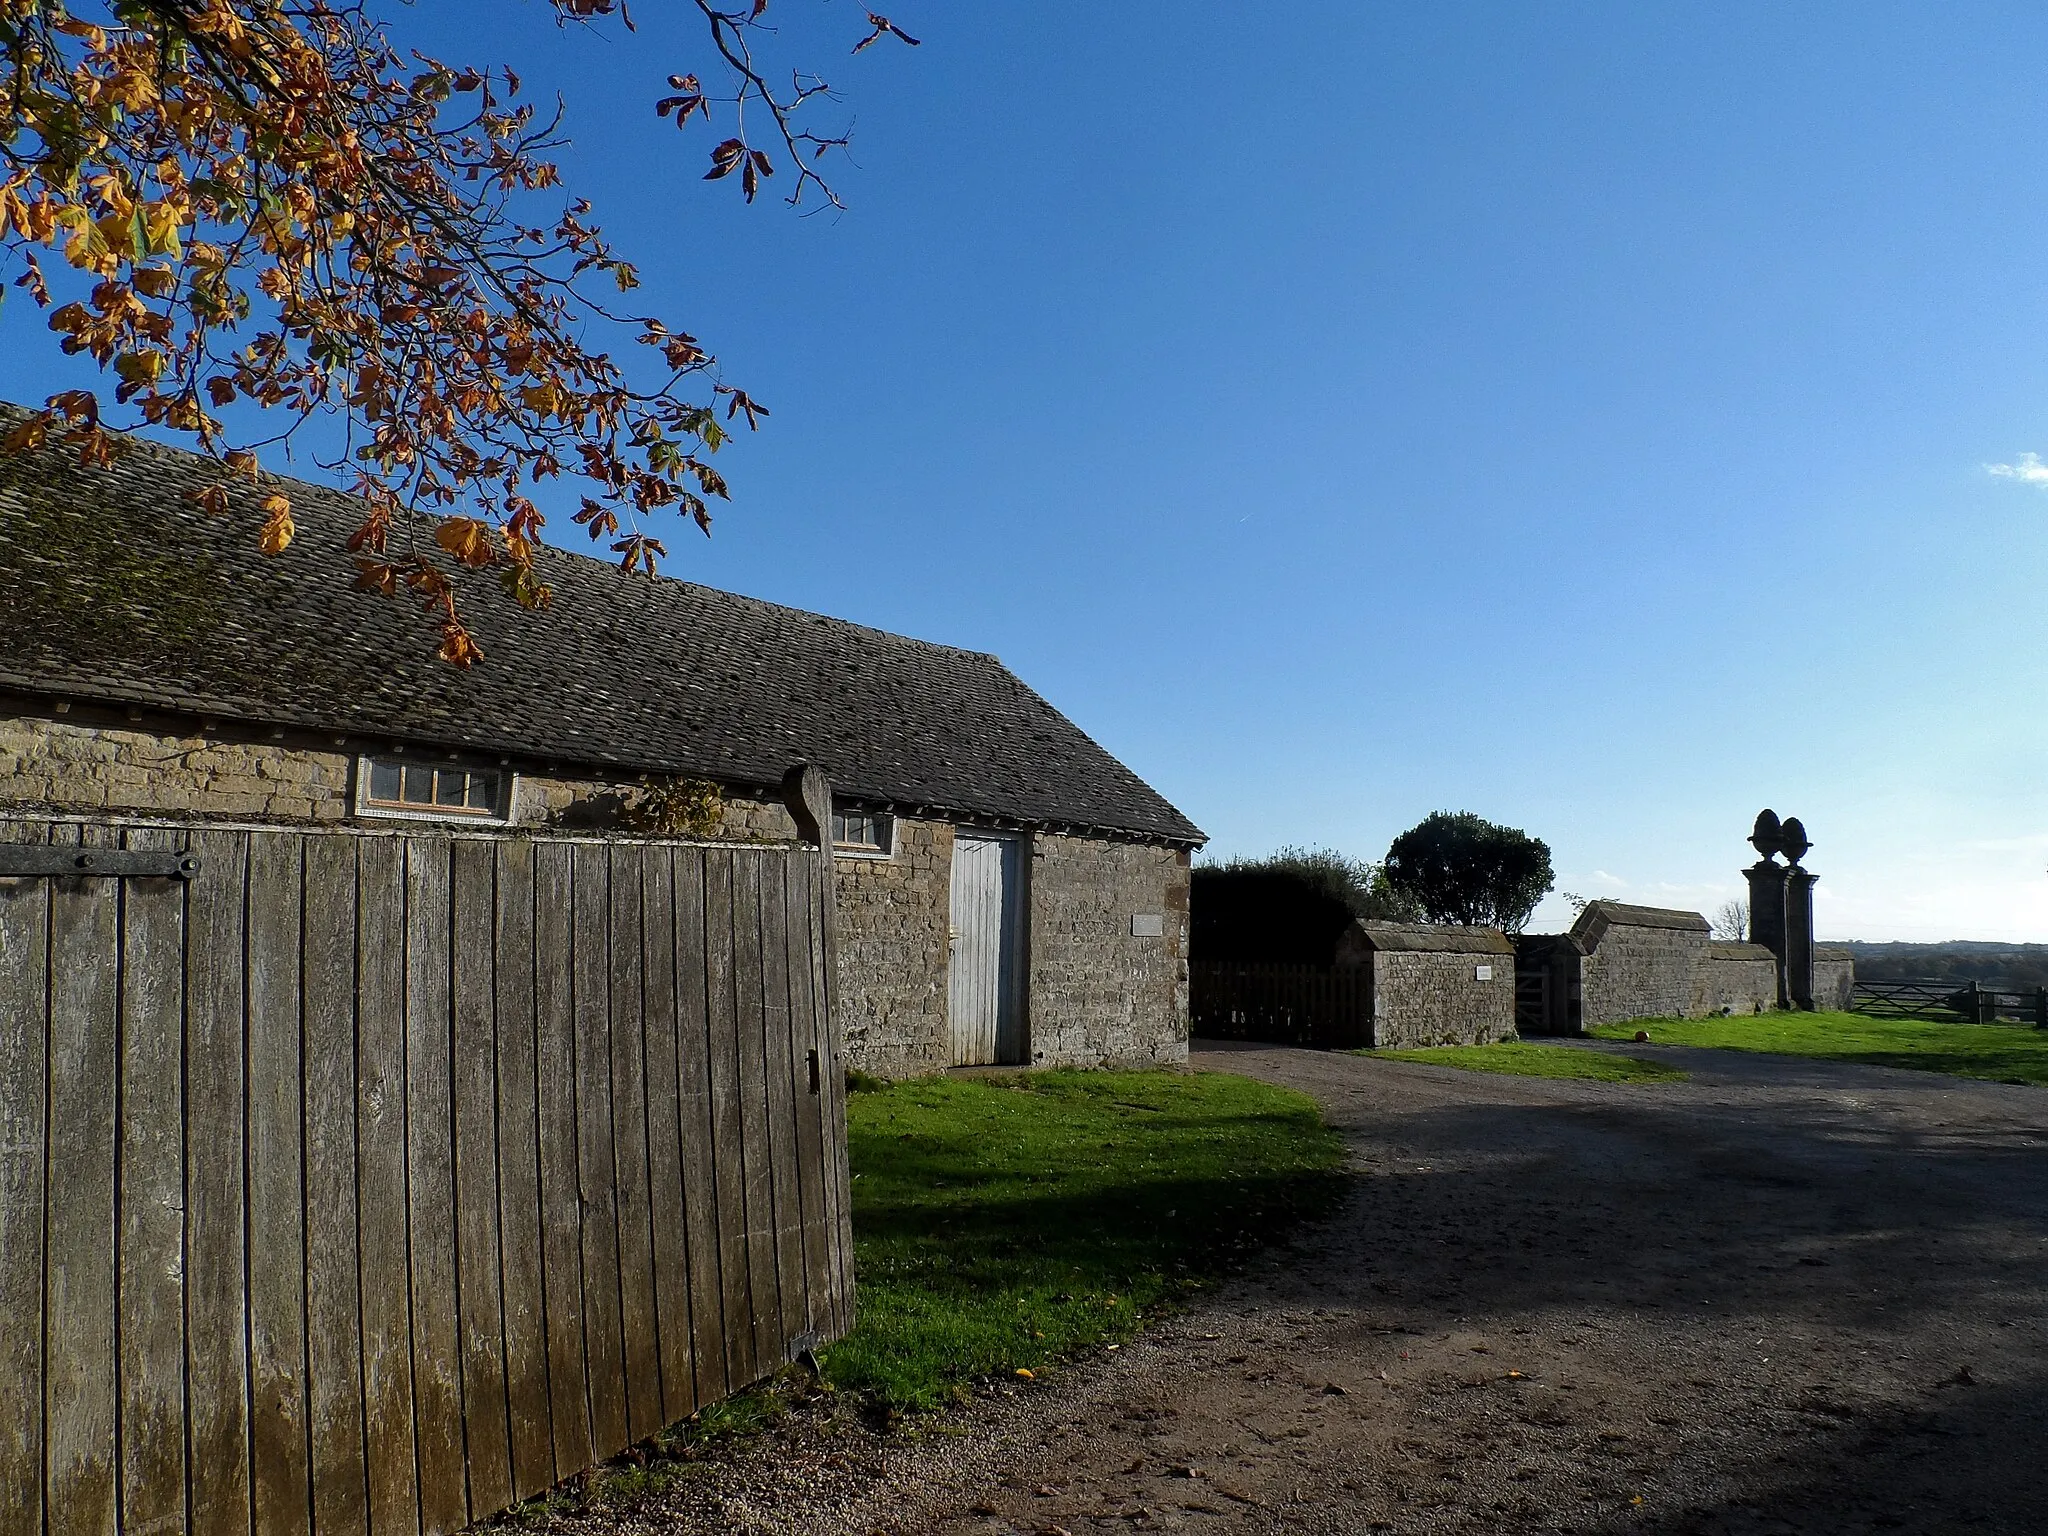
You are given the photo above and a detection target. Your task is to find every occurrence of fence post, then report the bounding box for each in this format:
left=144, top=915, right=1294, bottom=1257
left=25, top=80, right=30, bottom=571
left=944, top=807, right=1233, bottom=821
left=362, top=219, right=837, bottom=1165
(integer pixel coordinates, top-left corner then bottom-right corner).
left=2035, top=986, right=2047, bottom=1030
left=1967, top=979, right=1984, bottom=1024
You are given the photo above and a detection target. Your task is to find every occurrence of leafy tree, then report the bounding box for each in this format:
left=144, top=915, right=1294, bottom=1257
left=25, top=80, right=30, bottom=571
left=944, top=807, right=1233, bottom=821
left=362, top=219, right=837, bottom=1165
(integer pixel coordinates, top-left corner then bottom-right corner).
left=0, top=0, right=916, bottom=662
left=1189, top=846, right=1420, bottom=966
left=1382, top=811, right=1554, bottom=933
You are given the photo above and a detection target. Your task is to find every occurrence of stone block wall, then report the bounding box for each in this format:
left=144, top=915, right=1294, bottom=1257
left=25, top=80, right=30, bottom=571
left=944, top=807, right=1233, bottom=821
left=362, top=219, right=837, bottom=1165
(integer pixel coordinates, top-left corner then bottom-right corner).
left=1369, top=951, right=1516, bottom=1047
left=1813, top=948, right=1856, bottom=1012
left=1026, top=835, right=1191, bottom=1069
left=832, top=818, right=954, bottom=1077
left=1, top=710, right=356, bottom=820
left=1693, top=942, right=1778, bottom=1015
left=0, top=703, right=797, bottom=840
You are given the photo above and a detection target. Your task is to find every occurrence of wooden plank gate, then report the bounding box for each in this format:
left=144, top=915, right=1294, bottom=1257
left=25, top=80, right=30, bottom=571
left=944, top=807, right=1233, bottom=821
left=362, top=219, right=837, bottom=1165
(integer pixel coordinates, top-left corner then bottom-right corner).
left=1188, top=961, right=1372, bottom=1049
left=0, top=814, right=853, bottom=1536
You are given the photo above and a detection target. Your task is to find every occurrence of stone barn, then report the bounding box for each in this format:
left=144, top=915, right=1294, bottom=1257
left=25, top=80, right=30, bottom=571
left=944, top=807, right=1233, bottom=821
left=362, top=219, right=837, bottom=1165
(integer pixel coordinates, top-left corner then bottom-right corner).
left=1333, top=921, right=1517, bottom=1047
left=0, top=410, right=1203, bottom=1076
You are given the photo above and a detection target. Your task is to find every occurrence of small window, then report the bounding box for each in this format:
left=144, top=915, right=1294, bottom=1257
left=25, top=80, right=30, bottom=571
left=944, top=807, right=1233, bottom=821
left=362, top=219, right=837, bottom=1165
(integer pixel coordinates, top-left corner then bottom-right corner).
left=831, top=809, right=894, bottom=857
left=360, top=757, right=506, bottom=820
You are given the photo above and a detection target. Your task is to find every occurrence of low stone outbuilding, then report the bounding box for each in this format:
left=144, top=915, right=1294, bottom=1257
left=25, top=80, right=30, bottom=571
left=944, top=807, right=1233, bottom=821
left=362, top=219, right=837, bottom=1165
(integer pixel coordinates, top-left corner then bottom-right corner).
left=0, top=408, right=1203, bottom=1076
left=1517, top=900, right=1821, bottom=1033
left=1334, top=921, right=1517, bottom=1047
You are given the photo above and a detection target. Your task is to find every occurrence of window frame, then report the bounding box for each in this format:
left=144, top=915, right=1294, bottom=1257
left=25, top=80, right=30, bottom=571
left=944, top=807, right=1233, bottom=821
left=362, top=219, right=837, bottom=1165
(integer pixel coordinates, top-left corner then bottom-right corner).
left=830, top=807, right=896, bottom=861
left=354, top=754, right=514, bottom=825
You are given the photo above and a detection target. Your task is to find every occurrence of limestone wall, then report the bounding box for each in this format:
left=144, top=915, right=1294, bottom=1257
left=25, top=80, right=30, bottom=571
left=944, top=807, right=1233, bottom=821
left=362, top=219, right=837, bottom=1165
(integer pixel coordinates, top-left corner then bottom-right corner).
left=1694, top=942, right=1778, bottom=1015
left=1813, top=947, right=1856, bottom=1012
left=0, top=702, right=794, bottom=839
left=1026, top=834, right=1191, bottom=1069
left=1369, top=951, right=1516, bottom=1047
left=832, top=818, right=954, bottom=1077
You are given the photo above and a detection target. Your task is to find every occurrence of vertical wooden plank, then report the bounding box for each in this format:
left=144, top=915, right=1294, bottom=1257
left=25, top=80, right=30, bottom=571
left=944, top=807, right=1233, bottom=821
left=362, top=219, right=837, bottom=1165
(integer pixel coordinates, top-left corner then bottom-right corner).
left=781, top=856, right=833, bottom=1340
left=606, top=845, right=661, bottom=1441
left=246, top=830, right=311, bottom=1536
left=0, top=819, right=49, bottom=1536
left=532, top=842, right=590, bottom=1482
left=405, top=835, right=468, bottom=1535
left=492, top=839, right=552, bottom=1501
left=638, top=846, right=694, bottom=1423
left=668, top=848, right=727, bottom=1408
left=352, top=834, right=419, bottom=1536
left=184, top=827, right=250, bottom=1536
left=813, top=836, right=855, bottom=1333
left=756, top=857, right=808, bottom=1354
left=731, top=853, right=781, bottom=1372
left=302, top=834, right=369, bottom=1536
left=571, top=843, right=627, bottom=1458
left=701, top=849, right=755, bottom=1388
left=43, top=821, right=119, bottom=1536
left=118, top=827, right=188, bottom=1536
left=451, top=839, right=512, bottom=1519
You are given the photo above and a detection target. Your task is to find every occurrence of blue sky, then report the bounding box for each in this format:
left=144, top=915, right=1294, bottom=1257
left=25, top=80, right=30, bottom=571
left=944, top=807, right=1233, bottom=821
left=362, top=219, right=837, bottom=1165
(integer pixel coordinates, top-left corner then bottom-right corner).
left=7, top=2, right=2048, bottom=939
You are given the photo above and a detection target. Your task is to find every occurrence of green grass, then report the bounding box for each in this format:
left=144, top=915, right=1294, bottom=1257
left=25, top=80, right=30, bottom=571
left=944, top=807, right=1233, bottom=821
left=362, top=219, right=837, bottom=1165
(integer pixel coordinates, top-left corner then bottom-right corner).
left=1367, top=1041, right=1688, bottom=1083
left=1589, top=1010, right=2048, bottom=1086
left=820, top=1069, right=1346, bottom=1410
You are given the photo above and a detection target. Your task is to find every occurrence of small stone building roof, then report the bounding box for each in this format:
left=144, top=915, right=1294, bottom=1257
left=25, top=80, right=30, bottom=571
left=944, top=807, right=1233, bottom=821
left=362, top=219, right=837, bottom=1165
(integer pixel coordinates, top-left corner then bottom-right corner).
left=1814, top=945, right=1855, bottom=962
left=1345, top=921, right=1514, bottom=956
left=1708, top=941, right=1776, bottom=962
left=1570, top=900, right=1710, bottom=948
left=0, top=408, right=1202, bottom=845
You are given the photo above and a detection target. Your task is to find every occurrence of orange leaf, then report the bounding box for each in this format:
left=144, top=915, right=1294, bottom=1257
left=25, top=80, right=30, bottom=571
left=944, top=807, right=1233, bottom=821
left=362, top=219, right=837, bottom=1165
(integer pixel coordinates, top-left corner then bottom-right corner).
left=435, top=516, right=497, bottom=568
left=258, top=493, right=294, bottom=555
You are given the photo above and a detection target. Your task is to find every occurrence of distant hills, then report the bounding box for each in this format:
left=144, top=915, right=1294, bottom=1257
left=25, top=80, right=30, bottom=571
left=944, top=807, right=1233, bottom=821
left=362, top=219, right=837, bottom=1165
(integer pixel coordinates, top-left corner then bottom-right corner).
left=1838, top=941, right=2048, bottom=989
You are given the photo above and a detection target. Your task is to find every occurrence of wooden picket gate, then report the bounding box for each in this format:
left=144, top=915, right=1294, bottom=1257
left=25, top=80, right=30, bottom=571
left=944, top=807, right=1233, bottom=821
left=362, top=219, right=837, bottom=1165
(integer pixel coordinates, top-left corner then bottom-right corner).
left=0, top=814, right=852, bottom=1536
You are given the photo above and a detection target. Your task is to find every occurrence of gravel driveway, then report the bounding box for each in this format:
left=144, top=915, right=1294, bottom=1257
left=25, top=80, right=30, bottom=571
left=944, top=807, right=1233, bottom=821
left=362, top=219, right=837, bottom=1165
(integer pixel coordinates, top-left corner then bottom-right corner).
left=586, top=1040, right=2048, bottom=1535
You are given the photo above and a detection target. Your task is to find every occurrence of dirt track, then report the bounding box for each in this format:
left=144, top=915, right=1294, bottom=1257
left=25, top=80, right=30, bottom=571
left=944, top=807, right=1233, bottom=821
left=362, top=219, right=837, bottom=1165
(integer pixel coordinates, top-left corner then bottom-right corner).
left=595, top=1041, right=2048, bottom=1535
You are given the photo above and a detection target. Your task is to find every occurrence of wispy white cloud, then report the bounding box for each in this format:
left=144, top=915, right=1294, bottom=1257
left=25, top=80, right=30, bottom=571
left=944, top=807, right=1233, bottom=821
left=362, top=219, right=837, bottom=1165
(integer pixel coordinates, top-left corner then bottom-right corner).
left=1986, top=452, right=2048, bottom=486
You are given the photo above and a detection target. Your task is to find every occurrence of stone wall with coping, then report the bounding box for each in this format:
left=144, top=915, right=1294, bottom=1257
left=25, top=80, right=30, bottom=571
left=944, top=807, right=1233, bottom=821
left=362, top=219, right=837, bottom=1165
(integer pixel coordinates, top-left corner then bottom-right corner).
left=1813, top=948, right=1856, bottom=1012
left=832, top=818, right=954, bottom=1078
left=1694, top=942, right=1778, bottom=1016
left=1368, top=951, right=1516, bottom=1047
left=1026, top=834, right=1190, bottom=1069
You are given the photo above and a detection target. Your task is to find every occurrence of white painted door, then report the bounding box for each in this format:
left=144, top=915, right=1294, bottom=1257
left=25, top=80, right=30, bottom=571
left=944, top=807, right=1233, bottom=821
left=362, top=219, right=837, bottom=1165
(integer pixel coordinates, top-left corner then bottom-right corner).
left=947, top=833, right=1024, bottom=1066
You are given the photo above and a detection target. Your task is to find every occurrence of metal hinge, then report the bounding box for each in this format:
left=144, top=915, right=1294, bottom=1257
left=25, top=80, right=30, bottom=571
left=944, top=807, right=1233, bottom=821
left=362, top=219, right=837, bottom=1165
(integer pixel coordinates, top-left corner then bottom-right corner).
left=0, top=847, right=201, bottom=880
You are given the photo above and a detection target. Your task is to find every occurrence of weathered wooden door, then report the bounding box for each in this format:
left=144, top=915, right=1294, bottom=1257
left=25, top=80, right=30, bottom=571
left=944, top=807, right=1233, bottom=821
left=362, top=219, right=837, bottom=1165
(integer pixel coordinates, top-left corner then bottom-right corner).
left=946, top=833, right=1024, bottom=1066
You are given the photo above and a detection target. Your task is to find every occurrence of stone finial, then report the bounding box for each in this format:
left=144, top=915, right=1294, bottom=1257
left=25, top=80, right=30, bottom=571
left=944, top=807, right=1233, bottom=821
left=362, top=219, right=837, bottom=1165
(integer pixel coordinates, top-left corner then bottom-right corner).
left=1749, top=809, right=1784, bottom=862
left=1778, top=816, right=1811, bottom=866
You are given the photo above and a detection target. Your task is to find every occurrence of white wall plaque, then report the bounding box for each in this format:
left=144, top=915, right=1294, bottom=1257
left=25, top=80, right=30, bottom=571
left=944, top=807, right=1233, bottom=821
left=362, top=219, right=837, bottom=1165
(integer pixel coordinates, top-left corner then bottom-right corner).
left=1131, top=913, right=1165, bottom=938
left=1475, top=964, right=1493, bottom=981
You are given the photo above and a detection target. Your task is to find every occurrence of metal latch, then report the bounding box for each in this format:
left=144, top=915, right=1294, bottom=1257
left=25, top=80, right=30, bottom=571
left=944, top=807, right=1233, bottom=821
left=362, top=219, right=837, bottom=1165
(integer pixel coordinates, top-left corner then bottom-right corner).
left=0, top=847, right=201, bottom=880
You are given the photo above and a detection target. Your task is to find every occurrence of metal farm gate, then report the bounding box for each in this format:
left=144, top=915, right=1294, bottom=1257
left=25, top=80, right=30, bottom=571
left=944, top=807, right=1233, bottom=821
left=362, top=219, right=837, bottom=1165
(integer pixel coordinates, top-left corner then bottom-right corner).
left=0, top=813, right=852, bottom=1536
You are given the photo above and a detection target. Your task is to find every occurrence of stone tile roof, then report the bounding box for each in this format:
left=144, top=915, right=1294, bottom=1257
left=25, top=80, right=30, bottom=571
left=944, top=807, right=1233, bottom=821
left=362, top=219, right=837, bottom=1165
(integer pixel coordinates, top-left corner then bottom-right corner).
left=1348, top=921, right=1514, bottom=955
left=1708, top=941, right=1777, bottom=961
left=0, top=410, right=1203, bottom=845
left=1571, top=900, right=1711, bottom=944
